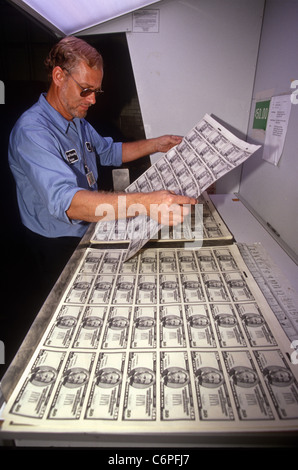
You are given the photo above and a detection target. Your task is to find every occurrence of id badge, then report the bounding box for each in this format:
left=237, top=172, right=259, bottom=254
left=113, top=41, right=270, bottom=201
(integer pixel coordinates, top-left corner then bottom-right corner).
left=65, top=149, right=79, bottom=164
left=86, top=170, right=96, bottom=187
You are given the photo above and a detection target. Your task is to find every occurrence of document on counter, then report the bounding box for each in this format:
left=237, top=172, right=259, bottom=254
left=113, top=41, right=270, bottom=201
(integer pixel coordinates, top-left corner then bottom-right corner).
left=92, top=114, right=260, bottom=261
left=1, top=244, right=298, bottom=433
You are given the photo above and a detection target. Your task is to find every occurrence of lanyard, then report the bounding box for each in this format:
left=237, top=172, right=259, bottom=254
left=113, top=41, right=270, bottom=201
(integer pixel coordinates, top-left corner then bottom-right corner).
left=65, top=120, right=96, bottom=187
left=80, top=122, right=96, bottom=188
left=80, top=122, right=90, bottom=172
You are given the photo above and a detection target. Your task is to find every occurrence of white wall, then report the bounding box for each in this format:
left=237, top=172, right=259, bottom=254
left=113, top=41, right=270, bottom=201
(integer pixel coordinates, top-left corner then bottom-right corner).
left=83, top=0, right=264, bottom=193
left=125, top=0, right=264, bottom=192
left=239, top=0, right=298, bottom=258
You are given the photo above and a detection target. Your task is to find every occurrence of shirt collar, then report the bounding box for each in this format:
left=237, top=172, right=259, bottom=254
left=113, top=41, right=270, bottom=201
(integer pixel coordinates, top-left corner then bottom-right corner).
left=38, top=93, right=82, bottom=134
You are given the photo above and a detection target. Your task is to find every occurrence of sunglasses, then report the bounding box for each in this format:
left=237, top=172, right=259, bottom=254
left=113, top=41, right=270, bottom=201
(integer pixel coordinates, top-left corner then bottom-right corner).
left=64, top=69, right=104, bottom=97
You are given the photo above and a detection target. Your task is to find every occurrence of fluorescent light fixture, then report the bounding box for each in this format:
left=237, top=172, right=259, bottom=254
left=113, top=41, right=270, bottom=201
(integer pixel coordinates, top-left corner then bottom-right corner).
left=10, top=0, right=161, bottom=35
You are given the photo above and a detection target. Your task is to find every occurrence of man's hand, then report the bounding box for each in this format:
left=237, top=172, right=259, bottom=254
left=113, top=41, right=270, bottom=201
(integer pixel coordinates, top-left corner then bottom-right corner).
left=153, top=135, right=183, bottom=153
left=137, top=190, right=197, bottom=226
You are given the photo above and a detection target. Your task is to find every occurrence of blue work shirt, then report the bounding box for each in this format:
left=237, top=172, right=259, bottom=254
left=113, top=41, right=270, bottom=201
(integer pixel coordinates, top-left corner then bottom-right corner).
left=8, top=93, right=123, bottom=238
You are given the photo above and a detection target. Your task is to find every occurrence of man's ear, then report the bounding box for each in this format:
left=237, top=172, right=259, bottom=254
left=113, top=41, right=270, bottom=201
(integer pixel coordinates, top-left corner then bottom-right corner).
left=52, top=66, right=66, bottom=87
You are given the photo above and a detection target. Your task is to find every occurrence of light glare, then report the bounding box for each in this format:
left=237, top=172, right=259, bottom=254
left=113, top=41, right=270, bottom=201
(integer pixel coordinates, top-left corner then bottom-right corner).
left=19, top=0, right=160, bottom=35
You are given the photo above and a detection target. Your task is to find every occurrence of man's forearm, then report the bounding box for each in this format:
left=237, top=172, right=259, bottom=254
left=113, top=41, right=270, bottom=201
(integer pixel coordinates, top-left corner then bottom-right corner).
left=122, top=135, right=182, bottom=163
left=66, top=189, right=197, bottom=226
left=122, top=139, right=158, bottom=163
left=66, top=190, right=146, bottom=222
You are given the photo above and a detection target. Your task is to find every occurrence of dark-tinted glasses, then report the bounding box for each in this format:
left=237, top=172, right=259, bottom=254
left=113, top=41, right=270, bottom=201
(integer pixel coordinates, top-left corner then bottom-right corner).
left=65, top=69, right=104, bottom=97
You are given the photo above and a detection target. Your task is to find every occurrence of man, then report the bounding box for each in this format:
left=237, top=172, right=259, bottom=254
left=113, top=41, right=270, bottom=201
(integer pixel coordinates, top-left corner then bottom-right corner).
left=8, top=36, right=196, bottom=302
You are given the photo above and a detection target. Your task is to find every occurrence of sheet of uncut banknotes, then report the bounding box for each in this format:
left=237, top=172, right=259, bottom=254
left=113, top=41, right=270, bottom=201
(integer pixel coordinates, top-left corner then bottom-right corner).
left=1, top=244, right=298, bottom=433
left=92, top=114, right=260, bottom=260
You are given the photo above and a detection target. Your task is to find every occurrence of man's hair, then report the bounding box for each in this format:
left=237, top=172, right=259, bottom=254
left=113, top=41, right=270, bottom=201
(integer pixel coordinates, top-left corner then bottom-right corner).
left=44, top=36, right=103, bottom=81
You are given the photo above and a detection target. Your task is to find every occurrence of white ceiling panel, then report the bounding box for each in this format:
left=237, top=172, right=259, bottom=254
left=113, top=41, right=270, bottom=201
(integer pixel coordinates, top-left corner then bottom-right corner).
left=10, top=0, right=161, bottom=35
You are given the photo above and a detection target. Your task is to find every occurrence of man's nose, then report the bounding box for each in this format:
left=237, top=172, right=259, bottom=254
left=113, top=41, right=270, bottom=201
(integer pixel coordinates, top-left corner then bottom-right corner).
left=86, top=92, right=97, bottom=104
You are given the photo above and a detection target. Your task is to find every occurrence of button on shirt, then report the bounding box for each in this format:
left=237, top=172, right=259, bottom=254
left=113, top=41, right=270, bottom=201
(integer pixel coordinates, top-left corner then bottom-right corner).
left=8, top=93, right=123, bottom=238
